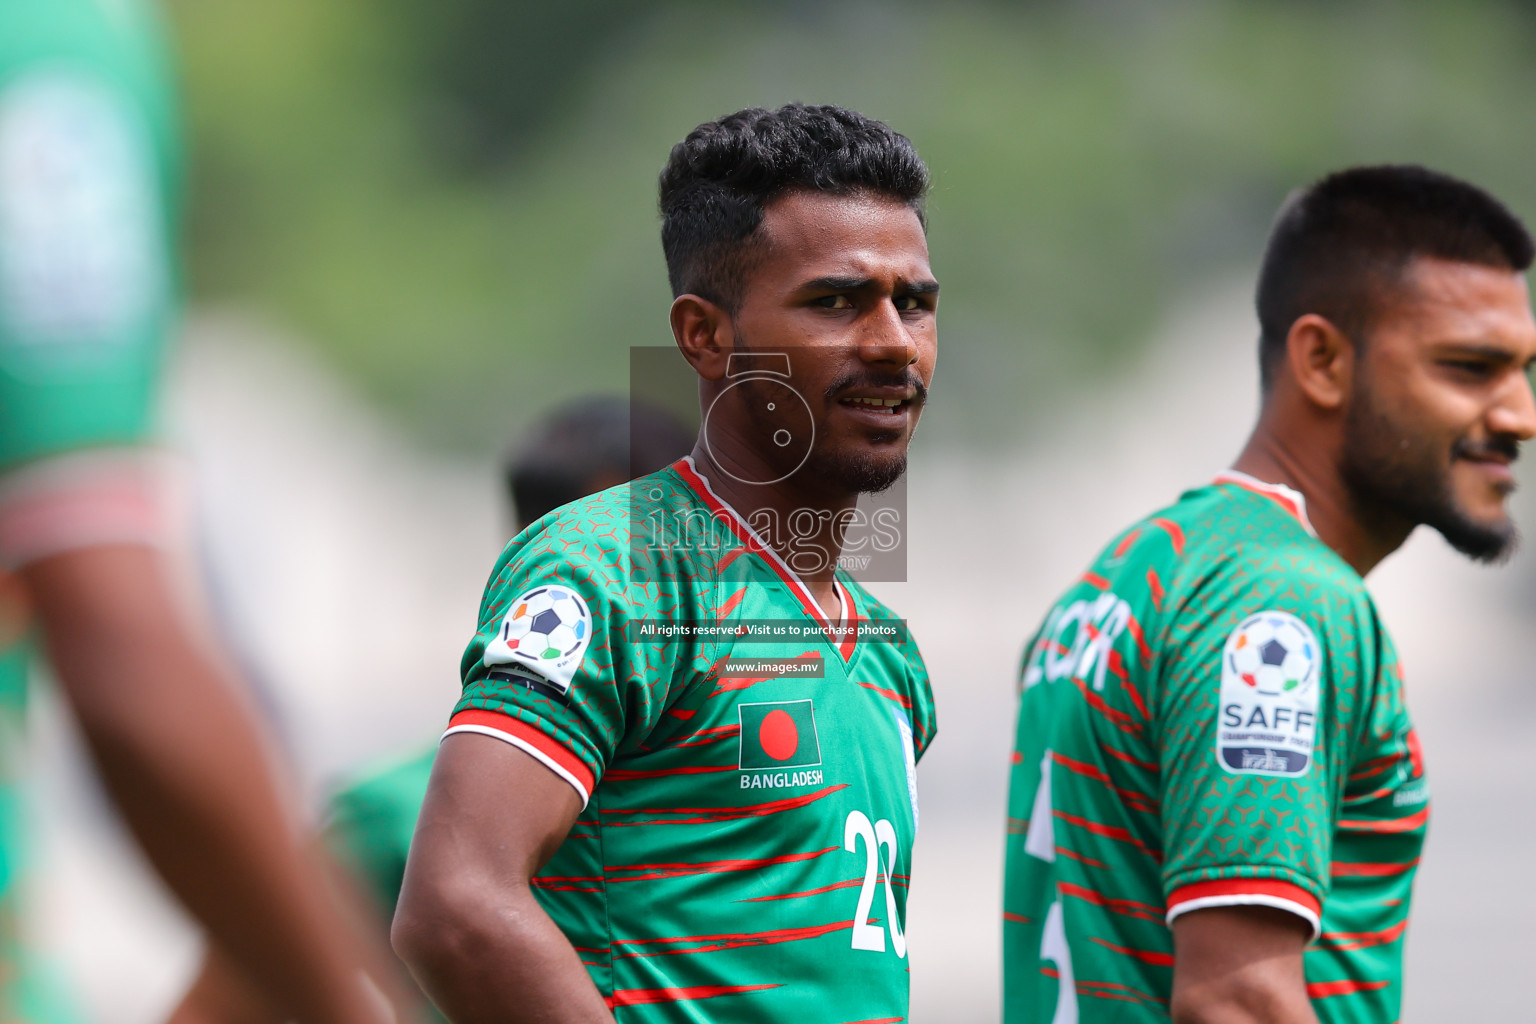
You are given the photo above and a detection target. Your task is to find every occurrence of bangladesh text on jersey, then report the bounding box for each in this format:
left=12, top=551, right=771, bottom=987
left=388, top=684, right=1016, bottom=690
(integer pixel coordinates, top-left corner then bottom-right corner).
left=447, top=457, right=936, bottom=1022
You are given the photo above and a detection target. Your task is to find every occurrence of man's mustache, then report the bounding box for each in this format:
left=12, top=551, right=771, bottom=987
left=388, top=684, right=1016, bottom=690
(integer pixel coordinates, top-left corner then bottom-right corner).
left=1453, top=434, right=1522, bottom=464
left=823, top=371, right=929, bottom=406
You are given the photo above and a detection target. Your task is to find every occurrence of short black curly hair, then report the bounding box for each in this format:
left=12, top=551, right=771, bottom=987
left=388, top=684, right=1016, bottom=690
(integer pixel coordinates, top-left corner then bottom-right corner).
left=659, top=103, right=930, bottom=312
left=1256, top=164, right=1534, bottom=391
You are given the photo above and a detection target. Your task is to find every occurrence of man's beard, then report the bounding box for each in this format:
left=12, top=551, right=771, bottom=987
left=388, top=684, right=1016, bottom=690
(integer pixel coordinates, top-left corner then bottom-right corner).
left=1341, top=380, right=1519, bottom=564
left=734, top=336, right=924, bottom=495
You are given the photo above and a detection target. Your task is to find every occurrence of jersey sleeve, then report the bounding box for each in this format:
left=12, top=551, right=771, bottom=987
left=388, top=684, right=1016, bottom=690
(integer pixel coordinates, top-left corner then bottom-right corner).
left=0, top=53, right=179, bottom=566
left=445, top=511, right=703, bottom=807
left=0, top=64, right=176, bottom=473
left=1155, top=550, right=1375, bottom=938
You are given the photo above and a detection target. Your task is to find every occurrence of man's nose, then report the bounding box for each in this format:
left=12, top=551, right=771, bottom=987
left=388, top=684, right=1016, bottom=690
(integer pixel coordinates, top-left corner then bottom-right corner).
left=856, top=299, right=919, bottom=367
left=1489, top=367, right=1536, bottom=442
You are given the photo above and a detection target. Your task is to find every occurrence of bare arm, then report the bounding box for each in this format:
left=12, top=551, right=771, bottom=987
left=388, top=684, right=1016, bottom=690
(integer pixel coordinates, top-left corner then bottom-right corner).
left=166, top=951, right=282, bottom=1024
left=1171, top=907, right=1318, bottom=1024
left=393, top=732, right=612, bottom=1023
left=22, top=545, right=382, bottom=1024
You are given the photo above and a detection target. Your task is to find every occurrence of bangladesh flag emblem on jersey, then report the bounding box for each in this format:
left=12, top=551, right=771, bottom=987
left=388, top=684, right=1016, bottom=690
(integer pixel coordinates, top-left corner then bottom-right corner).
left=738, top=700, right=822, bottom=771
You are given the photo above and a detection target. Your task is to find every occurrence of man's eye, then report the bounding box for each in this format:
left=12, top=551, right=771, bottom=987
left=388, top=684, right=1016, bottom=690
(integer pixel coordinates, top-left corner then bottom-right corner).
left=815, top=295, right=853, bottom=309
left=1445, top=360, right=1494, bottom=377
left=894, top=295, right=921, bottom=312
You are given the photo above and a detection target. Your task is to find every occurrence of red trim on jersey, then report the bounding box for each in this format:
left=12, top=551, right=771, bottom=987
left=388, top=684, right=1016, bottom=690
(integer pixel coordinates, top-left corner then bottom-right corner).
left=1320, top=918, right=1410, bottom=950
left=603, top=765, right=737, bottom=781
left=1051, top=751, right=1157, bottom=813
left=606, top=845, right=840, bottom=880
left=599, top=786, right=848, bottom=828
left=1058, top=881, right=1163, bottom=922
left=1052, top=809, right=1159, bottom=858
left=1088, top=936, right=1175, bottom=966
left=1145, top=567, right=1166, bottom=610
left=1123, top=614, right=1154, bottom=666
left=1071, top=678, right=1143, bottom=735
left=1338, top=806, right=1430, bottom=833
left=672, top=457, right=856, bottom=660
left=856, top=679, right=913, bottom=709
left=1082, top=571, right=1110, bottom=590
left=1002, top=911, right=1031, bottom=924
left=611, top=919, right=853, bottom=959
left=1212, top=471, right=1317, bottom=535
left=1406, top=728, right=1425, bottom=777
left=607, top=984, right=781, bottom=1008
left=1306, top=979, right=1390, bottom=999
left=0, top=452, right=179, bottom=567
left=445, top=709, right=595, bottom=799
left=735, top=876, right=864, bottom=903
left=1150, top=517, right=1185, bottom=555
left=1167, top=878, right=1321, bottom=936
left=1332, top=858, right=1420, bottom=878
left=716, top=586, right=748, bottom=619
left=1054, top=845, right=1108, bottom=869
left=1113, top=528, right=1141, bottom=558
left=1100, top=742, right=1157, bottom=773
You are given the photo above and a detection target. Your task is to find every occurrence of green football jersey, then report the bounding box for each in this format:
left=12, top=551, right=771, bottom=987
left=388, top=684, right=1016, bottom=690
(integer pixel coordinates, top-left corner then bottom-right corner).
left=0, top=639, right=84, bottom=1024
left=0, top=0, right=178, bottom=472
left=327, top=747, right=434, bottom=927
left=448, top=457, right=936, bottom=1022
left=1003, top=473, right=1427, bottom=1024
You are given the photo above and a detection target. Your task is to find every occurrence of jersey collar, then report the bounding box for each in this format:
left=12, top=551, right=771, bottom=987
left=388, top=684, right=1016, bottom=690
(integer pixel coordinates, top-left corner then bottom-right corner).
left=1212, top=470, right=1318, bottom=537
left=672, top=456, right=857, bottom=661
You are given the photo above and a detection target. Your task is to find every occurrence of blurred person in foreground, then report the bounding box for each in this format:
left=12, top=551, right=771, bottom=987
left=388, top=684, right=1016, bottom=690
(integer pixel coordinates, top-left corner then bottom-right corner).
left=0, top=2, right=392, bottom=1020
left=170, top=395, right=695, bottom=1022
left=394, top=103, right=939, bottom=1023
left=1003, top=165, right=1536, bottom=1023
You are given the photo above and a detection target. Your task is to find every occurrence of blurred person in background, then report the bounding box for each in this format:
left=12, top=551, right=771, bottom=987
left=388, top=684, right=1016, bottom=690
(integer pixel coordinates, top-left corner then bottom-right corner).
left=170, top=395, right=694, bottom=1022
left=0, top=1, right=399, bottom=1020
left=1003, top=165, right=1536, bottom=1023
left=394, top=103, right=938, bottom=1023
left=0, top=573, right=81, bottom=1023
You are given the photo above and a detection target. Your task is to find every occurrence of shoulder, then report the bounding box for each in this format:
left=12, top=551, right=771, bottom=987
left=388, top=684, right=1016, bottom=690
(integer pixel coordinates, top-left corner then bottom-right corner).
left=479, top=466, right=715, bottom=627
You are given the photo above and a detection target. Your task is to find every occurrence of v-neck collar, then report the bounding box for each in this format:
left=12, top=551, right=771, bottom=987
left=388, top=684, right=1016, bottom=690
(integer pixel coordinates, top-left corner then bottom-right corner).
left=672, top=457, right=858, bottom=662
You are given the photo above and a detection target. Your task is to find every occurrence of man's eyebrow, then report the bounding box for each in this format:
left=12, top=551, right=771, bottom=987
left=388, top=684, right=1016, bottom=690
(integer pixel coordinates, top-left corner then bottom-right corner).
left=800, top=275, right=875, bottom=292
left=1436, top=341, right=1522, bottom=362
left=798, top=275, right=941, bottom=294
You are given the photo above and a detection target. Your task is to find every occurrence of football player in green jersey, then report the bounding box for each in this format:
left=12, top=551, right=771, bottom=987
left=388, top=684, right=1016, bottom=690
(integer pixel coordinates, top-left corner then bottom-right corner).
left=395, top=103, right=940, bottom=1023
left=170, top=395, right=695, bottom=1023
left=0, top=2, right=391, bottom=1019
left=1003, top=165, right=1536, bottom=1024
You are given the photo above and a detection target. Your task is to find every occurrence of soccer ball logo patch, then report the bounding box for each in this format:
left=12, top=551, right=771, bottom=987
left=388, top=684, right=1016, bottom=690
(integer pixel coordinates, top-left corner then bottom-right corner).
left=1224, top=611, right=1318, bottom=697
left=483, top=584, right=593, bottom=695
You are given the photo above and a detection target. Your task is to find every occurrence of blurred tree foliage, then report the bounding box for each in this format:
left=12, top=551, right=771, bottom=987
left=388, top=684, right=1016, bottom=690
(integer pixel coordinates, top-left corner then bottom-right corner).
left=166, top=0, right=1536, bottom=450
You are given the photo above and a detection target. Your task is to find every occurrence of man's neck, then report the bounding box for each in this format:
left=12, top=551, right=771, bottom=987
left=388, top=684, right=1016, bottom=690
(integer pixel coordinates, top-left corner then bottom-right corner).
left=1231, top=426, right=1411, bottom=577
left=687, top=444, right=852, bottom=617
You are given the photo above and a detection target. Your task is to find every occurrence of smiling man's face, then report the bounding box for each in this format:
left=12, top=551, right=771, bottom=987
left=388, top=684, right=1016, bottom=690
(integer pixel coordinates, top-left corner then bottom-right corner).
left=711, top=189, right=939, bottom=495
left=1341, top=256, right=1536, bottom=561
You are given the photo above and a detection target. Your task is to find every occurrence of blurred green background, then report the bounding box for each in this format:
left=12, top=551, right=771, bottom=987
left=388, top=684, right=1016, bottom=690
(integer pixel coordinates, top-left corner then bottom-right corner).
left=165, top=0, right=1536, bottom=450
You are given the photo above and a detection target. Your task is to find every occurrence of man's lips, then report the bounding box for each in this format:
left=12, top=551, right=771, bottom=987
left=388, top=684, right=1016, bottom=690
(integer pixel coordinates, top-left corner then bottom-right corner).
left=835, top=388, right=920, bottom=418
left=1455, top=438, right=1521, bottom=486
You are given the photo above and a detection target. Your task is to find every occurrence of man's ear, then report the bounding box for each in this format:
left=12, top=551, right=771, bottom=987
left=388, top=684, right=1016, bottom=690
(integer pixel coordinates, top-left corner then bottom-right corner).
left=1285, top=313, right=1354, bottom=412
left=671, top=294, right=735, bottom=382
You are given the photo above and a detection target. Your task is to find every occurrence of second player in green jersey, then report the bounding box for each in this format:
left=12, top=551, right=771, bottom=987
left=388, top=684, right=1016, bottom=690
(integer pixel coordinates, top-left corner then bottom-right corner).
left=1005, top=474, right=1425, bottom=1022
left=1003, top=166, right=1536, bottom=1023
